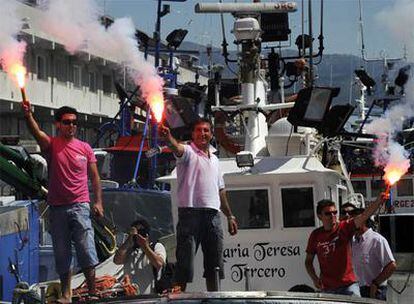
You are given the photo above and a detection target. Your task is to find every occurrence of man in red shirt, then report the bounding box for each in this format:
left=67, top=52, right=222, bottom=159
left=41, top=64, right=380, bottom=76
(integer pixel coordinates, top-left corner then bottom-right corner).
left=23, top=102, right=103, bottom=303
left=305, top=192, right=388, bottom=296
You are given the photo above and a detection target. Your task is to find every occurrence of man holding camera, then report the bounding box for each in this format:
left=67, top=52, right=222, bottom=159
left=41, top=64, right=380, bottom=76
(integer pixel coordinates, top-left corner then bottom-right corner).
left=114, top=218, right=166, bottom=294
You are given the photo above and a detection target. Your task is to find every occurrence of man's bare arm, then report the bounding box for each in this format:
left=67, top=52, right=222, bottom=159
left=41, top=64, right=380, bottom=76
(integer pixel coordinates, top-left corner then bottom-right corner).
left=354, top=192, right=388, bottom=229
left=159, top=124, right=185, bottom=157
left=373, top=260, right=397, bottom=286
left=22, top=101, right=51, bottom=150
left=89, top=163, right=103, bottom=217
left=305, top=253, right=322, bottom=289
left=219, top=189, right=238, bottom=235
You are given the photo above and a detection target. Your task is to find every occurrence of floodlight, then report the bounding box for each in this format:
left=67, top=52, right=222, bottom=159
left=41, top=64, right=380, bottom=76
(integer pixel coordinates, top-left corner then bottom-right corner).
left=321, top=104, right=355, bottom=137
left=236, top=151, right=254, bottom=168
left=395, top=65, right=410, bottom=87
left=160, top=4, right=171, bottom=18
left=166, top=29, right=188, bottom=49
left=355, top=69, right=375, bottom=95
left=136, top=30, right=151, bottom=47
left=261, top=13, right=290, bottom=42
left=287, top=87, right=340, bottom=129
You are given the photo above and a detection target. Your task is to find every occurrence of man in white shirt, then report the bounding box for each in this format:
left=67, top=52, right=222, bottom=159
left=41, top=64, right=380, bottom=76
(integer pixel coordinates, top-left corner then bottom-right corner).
left=160, top=118, right=238, bottom=291
left=351, top=208, right=396, bottom=300
left=114, top=218, right=166, bottom=294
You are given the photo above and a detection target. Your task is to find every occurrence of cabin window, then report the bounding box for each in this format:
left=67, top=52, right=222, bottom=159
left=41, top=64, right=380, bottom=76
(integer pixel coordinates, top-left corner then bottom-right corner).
left=36, top=55, right=47, bottom=80
left=226, top=189, right=270, bottom=229
left=72, top=65, right=82, bottom=87
left=281, top=187, right=314, bottom=227
left=397, top=179, right=413, bottom=196
left=352, top=180, right=367, bottom=197
left=371, top=179, right=385, bottom=198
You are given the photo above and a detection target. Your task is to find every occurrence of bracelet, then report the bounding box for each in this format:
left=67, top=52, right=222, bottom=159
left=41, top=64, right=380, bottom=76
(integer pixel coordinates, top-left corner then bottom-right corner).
left=227, top=215, right=236, bottom=221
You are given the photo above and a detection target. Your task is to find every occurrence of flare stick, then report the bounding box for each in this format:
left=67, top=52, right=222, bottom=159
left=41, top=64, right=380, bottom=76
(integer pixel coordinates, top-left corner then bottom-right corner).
left=20, top=87, right=27, bottom=103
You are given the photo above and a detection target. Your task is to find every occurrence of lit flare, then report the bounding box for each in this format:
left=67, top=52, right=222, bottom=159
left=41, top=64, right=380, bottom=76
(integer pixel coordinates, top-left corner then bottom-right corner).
left=148, top=92, right=164, bottom=123
left=10, top=63, right=26, bottom=88
left=383, top=165, right=407, bottom=186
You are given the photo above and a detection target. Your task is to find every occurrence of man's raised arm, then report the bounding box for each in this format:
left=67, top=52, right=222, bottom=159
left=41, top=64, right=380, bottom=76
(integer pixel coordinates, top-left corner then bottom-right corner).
left=159, top=124, right=185, bottom=157
left=22, top=100, right=51, bottom=151
left=354, top=191, right=389, bottom=229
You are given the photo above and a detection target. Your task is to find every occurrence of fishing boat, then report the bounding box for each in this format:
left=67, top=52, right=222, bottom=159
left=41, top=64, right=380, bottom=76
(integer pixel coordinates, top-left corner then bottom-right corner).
left=1, top=0, right=413, bottom=303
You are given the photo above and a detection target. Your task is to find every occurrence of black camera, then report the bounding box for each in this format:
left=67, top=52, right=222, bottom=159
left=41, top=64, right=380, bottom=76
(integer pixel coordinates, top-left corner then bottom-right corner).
left=137, top=227, right=149, bottom=237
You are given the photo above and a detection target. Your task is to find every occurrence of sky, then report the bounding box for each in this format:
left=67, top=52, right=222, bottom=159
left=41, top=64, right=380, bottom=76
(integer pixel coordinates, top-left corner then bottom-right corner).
left=95, top=0, right=407, bottom=59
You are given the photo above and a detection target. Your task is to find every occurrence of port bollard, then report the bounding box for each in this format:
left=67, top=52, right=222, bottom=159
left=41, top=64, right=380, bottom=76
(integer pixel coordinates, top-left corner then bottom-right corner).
left=214, top=266, right=221, bottom=291
left=244, top=267, right=250, bottom=291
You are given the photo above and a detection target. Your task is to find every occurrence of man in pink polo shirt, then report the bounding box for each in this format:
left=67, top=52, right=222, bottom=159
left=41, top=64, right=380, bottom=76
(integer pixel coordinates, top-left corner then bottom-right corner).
left=160, top=118, right=238, bottom=292
left=22, top=102, right=103, bottom=303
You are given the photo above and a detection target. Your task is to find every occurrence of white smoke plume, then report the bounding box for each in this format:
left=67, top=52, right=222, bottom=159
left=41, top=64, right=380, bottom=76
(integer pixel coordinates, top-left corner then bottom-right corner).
left=0, top=0, right=27, bottom=73
left=366, top=99, right=412, bottom=171
left=38, top=0, right=163, bottom=102
left=365, top=0, right=414, bottom=182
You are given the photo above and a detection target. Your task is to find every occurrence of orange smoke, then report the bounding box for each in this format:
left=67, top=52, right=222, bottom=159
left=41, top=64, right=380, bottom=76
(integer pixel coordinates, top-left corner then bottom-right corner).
left=9, top=63, right=27, bottom=88
left=148, top=91, right=164, bottom=123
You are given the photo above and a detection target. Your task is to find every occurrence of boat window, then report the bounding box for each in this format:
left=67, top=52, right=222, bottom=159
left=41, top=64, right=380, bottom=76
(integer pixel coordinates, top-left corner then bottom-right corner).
left=371, top=179, right=385, bottom=198
left=351, top=180, right=367, bottom=197
left=281, top=187, right=314, bottom=228
left=226, top=189, right=270, bottom=229
left=397, top=179, right=413, bottom=196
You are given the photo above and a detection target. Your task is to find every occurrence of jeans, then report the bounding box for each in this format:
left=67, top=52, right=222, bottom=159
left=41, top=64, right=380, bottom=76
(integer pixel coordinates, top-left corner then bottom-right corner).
left=324, top=282, right=361, bottom=297
left=360, top=285, right=387, bottom=300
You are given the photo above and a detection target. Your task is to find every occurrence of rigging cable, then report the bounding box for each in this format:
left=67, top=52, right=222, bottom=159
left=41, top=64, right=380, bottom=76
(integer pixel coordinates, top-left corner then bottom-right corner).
left=313, top=0, right=324, bottom=65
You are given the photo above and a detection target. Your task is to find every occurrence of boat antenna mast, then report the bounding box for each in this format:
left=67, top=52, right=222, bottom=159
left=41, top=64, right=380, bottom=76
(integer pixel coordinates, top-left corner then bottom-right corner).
left=195, top=1, right=298, bottom=156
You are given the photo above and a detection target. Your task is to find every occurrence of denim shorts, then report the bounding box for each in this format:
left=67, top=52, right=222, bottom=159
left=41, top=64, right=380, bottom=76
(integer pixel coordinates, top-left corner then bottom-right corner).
left=174, top=207, right=224, bottom=283
left=49, top=203, right=98, bottom=276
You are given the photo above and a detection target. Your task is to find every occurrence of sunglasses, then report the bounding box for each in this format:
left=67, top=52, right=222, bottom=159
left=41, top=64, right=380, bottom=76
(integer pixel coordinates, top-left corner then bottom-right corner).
left=340, top=210, right=355, bottom=216
left=323, top=210, right=338, bottom=216
left=61, top=119, right=78, bottom=126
